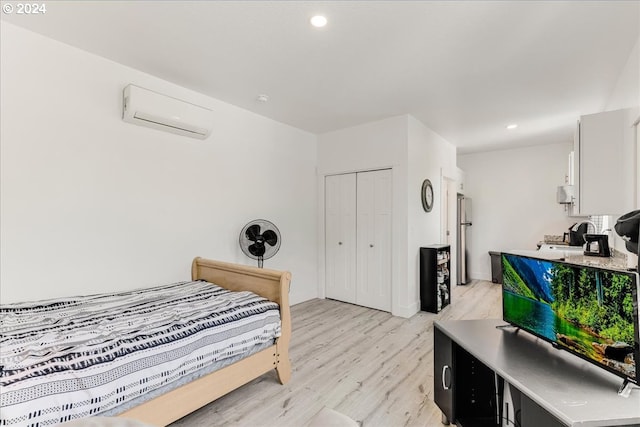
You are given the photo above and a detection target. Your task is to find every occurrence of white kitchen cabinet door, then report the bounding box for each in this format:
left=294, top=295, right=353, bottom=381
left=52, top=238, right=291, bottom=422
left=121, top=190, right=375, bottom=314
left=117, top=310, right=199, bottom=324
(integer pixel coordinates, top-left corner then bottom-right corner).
left=325, top=173, right=357, bottom=304
left=574, top=109, right=636, bottom=216
left=356, top=169, right=392, bottom=312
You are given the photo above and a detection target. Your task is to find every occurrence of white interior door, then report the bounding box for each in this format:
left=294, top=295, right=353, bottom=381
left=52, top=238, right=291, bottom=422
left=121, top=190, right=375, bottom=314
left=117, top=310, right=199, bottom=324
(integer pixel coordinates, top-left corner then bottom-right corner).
left=356, top=169, right=392, bottom=311
left=447, top=178, right=458, bottom=287
left=441, top=176, right=450, bottom=245
left=325, top=174, right=357, bottom=304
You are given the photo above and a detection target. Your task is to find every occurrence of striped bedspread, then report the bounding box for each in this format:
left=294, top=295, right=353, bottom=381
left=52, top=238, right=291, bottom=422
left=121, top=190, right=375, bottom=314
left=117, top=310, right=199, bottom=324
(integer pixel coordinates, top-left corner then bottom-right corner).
left=0, top=281, right=281, bottom=426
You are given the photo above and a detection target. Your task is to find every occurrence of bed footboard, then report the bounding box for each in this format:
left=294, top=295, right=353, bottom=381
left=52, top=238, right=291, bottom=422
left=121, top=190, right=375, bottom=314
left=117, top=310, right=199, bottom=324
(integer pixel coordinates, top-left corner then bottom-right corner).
left=118, top=257, right=292, bottom=426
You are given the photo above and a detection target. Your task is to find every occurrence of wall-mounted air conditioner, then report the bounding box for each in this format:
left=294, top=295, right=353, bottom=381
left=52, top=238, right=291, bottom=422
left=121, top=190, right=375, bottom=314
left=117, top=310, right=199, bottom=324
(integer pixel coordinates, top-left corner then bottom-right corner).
left=122, top=84, right=213, bottom=139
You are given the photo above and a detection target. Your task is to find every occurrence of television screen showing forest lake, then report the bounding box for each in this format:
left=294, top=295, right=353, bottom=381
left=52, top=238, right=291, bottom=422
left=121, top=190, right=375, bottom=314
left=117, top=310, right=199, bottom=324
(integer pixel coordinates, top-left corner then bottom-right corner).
left=502, top=254, right=638, bottom=381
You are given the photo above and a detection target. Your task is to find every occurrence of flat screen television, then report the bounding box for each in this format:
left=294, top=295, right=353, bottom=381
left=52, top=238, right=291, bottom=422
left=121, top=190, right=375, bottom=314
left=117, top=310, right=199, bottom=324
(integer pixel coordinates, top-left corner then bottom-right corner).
left=501, top=253, right=640, bottom=387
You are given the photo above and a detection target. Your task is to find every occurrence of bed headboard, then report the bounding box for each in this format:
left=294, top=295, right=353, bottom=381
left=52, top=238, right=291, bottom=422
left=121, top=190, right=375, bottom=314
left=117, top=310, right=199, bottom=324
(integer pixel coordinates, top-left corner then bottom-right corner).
left=191, top=257, right=291, bottom=307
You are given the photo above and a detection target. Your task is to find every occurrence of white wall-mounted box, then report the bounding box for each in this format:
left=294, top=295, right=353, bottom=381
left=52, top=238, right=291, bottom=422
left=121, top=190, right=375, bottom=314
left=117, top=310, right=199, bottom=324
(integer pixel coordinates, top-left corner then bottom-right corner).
left=557, top=185, right=574, bottom=204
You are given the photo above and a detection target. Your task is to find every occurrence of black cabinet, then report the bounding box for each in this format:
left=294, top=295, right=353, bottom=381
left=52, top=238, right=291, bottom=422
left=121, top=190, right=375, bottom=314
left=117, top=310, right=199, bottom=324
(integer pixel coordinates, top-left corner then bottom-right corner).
left=434, top=327, right=498, bottom=427
left=489, top=251, right=502, bottom=284
left=420, top=245, right=451, bottom=313
left=455, top=347, right=499, bottom=426
left=434, top=327, right=455, bottom=424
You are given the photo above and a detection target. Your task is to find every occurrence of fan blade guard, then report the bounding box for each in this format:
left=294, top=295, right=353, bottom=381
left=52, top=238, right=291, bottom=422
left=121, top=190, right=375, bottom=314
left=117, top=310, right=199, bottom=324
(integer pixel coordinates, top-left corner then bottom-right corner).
left=239, top=219, right=281, bottom=267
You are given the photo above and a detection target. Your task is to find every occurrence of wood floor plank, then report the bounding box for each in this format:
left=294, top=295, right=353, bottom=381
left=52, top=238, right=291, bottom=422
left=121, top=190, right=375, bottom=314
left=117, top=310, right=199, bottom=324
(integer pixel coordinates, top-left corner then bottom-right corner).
left=170, top=280, right=502, bottom=426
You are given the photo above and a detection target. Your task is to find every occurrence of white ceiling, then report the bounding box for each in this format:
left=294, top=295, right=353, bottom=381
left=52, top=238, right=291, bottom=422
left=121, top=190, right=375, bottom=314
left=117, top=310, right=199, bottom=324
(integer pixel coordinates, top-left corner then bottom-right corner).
left=3, top=1, right=639, bottom=153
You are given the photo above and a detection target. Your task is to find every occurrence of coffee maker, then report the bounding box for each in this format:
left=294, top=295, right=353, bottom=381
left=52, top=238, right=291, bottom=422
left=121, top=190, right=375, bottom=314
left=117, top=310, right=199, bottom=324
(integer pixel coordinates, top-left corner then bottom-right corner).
left=583, top=234, right=611, bottom=257
left=564, top=222, right=589, bottom=246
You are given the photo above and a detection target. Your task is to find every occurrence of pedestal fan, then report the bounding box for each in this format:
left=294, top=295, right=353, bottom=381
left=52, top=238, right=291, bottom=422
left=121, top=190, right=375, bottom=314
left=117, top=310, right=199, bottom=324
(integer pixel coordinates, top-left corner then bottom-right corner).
left=239, top=219, right=281, bottom=268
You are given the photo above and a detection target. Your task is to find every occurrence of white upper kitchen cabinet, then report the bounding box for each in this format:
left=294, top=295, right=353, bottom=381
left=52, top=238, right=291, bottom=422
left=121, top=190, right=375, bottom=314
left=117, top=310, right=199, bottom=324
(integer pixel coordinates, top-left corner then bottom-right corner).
left=572, top=108, right=637, bottom=216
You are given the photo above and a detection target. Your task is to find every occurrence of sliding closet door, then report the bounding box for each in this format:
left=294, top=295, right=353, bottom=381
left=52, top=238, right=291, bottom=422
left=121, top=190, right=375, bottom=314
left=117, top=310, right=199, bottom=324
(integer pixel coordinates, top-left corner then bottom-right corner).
left=325, top=173, right=357, bottom=304
left=356, top=169, right=392, bottom=312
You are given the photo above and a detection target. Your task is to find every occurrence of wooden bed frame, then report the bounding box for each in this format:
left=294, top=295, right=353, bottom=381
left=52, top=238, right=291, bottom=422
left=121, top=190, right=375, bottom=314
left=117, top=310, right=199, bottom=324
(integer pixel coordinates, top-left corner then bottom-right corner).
left=117, top=257, right=292, bottom=426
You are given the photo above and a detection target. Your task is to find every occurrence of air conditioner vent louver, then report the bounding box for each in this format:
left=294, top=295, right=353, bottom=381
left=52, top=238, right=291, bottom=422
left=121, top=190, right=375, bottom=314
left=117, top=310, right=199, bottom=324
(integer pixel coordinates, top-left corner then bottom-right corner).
left=132, top=112, right=209, bottom=136
left=122, top=84, right=213, bottom=139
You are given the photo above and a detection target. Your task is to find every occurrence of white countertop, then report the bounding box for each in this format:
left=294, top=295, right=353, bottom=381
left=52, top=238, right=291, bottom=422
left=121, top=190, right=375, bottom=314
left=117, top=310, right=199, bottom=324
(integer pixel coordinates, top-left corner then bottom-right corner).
left=506, top=248, right=564, bottom=260
left=505, top=246, right=631, bottom=271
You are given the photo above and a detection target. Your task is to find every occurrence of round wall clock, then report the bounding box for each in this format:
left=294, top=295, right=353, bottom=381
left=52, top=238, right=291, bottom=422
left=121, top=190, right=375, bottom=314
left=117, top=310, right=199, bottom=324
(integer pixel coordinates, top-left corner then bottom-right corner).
left=421, top=179, right=434, bottom=212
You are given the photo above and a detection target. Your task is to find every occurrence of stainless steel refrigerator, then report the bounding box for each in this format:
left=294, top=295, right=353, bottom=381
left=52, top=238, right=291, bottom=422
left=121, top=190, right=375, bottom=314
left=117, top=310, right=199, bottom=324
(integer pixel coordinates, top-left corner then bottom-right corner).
left=457, top=194, right=472, bottom=285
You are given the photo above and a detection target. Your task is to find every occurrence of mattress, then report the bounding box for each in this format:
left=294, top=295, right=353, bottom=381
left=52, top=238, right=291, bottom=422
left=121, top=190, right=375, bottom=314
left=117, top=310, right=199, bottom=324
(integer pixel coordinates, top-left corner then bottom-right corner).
left=0, top=281, right=281, bottom=426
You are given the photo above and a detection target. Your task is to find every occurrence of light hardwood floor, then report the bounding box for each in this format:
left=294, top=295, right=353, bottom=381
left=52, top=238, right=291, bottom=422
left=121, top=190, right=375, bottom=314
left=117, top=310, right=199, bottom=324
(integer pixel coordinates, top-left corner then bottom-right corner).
left=170, top=280, right=502, bottom=427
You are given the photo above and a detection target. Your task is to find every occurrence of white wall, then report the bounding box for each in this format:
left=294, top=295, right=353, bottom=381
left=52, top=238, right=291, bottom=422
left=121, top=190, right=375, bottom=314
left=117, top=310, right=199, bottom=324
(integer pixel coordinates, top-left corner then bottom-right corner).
left=317, top=115, right=410, bottom=315
left=407, top=116, right=457, bottom=305
left=458, top=143, right=575, bottom=281
left=317, top=114, right=456, bottom=317
left=0, top=23, right=318, bottom=304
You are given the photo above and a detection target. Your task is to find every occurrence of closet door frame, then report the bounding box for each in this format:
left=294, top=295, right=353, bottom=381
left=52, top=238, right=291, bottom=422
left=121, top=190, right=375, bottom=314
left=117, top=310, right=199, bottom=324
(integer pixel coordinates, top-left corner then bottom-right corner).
left=323, top=168, right=392, bottom=312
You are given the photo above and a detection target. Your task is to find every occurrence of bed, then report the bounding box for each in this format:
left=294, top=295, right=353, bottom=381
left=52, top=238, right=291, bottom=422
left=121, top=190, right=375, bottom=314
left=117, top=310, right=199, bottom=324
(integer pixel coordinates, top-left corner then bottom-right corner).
left=0, top=257, right=292, bottom=426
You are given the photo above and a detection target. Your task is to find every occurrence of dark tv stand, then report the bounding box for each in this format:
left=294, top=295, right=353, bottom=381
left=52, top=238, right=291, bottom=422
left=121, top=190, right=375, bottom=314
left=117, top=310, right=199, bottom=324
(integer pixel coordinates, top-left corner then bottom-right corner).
left=434, top=319, right=640, bottom=427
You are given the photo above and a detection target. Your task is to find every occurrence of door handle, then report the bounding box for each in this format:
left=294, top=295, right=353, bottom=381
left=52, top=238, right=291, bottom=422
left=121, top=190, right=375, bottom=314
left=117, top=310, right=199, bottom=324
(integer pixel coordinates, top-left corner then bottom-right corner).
left=441, top=365, right=451, bottom=390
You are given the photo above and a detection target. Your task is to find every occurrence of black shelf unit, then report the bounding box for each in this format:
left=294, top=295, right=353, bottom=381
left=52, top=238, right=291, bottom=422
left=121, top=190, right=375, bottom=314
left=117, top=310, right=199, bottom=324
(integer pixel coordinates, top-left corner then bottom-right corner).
left=420, top=244, right=451, bottom=313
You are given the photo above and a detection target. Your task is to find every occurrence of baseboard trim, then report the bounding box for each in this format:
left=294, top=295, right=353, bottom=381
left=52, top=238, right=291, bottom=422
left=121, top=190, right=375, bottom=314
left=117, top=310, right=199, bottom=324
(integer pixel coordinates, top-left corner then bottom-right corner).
left=469, top=270, right=491, bottom=282
left=393, top=300, right=419, bottom=318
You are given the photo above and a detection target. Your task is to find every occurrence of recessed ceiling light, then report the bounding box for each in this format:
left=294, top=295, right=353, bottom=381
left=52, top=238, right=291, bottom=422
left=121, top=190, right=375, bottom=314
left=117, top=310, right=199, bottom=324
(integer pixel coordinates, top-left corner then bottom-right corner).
left=310, top=15, right=328, bottom=28
left=256, top=94, right=269, bottom=103
left=506, top=124, right=518, bottom=130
